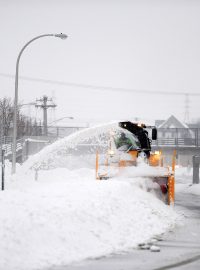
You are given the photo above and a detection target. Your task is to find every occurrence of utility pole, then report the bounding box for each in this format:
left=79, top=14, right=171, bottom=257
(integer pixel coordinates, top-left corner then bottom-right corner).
left=35, top=95, right=56, bottom=136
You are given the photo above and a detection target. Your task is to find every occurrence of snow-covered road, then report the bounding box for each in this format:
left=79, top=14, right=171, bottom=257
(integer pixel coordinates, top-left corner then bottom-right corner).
left=47, top=192, right=200, bottom=270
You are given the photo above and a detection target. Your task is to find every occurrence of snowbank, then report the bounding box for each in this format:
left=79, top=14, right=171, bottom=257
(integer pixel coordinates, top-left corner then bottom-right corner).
left=0, top=166, right=178, bottom=270
left=175, top=182, right=200, bottom=195
left=186, top=184, right=200, bottom=195
left=175, top=166, right=200, bottom=195
left=175, top=166, right=192, bottom=184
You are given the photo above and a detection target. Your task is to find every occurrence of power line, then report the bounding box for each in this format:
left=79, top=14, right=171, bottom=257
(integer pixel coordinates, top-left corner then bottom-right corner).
left=1, top=72, right=200, bottom=96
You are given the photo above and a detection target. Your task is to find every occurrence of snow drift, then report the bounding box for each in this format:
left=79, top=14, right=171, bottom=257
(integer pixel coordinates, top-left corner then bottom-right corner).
left=0, top=165, right=178, bottom=270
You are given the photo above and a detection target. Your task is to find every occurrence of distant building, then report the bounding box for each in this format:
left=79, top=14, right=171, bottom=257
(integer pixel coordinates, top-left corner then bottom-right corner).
left=155, top=115, right=189, bottom=129
left=154, top=115, right=198, bottom=166
left=155, top=115, right=193, bottom=141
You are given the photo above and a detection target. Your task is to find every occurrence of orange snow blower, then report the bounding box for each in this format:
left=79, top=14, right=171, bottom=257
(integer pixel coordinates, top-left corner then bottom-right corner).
left=95, top=121, right=175, bottom=205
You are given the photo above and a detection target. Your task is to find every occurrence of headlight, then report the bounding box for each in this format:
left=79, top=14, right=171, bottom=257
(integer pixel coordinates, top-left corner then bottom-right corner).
left=108, top=149, right=115, bottom=156
left=137, top=122, right=145, bottom=127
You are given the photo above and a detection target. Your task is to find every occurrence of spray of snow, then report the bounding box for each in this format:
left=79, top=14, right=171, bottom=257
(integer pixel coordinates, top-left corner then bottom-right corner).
left=22, top=121, right=119, bottom=171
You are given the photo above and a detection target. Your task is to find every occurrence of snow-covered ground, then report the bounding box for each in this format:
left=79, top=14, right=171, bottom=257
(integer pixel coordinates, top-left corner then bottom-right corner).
left=0, top=124, right=198, bottom=270
left=175, top=166, right=200, bottom=195
left=0, top=162, right=178, bottom=270
left=0, top=162, right=176, bottom=270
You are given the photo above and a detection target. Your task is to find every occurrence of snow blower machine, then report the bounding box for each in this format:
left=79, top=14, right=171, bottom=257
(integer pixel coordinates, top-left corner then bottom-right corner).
left=95, top=121, right=175, bottom=205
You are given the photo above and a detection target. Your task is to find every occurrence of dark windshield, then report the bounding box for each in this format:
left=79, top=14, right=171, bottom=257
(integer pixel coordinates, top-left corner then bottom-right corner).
left=114, top=130, right=141, bottom=150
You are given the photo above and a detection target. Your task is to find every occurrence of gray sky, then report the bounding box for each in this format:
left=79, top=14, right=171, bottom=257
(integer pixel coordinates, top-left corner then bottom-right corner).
left=0, top=0, right=200, bottom=124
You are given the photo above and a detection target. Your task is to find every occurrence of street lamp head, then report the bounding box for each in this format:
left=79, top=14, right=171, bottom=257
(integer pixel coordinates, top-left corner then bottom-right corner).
left=54, top=33, right=68, bottom=40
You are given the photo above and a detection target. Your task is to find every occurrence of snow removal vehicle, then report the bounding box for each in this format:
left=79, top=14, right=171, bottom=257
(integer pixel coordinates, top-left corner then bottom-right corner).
left=95, top=121, right=175, bottom=205
left=30, top=121, right=174, bottom=205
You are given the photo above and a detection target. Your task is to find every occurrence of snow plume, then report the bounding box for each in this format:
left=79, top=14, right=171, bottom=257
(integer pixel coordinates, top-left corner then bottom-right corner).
left=22, top=121, right=119, bottom=172
left=0, top=167, right=178, bottom=270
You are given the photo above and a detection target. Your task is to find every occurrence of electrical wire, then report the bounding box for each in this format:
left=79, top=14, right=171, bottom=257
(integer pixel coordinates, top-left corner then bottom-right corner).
left=1, top=72, right=200, bottom=96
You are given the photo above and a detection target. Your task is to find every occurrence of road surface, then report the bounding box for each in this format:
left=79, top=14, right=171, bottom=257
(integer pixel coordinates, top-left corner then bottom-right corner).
left=48, top=192, right=200, bottom=270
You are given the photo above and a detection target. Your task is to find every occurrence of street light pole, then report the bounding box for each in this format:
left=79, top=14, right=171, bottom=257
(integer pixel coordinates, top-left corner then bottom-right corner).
left=12, top=33, right=67, bottom=174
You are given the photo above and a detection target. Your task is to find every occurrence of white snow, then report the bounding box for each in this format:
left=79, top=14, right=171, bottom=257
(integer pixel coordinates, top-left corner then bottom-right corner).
left=0, top=123, right=190, bottom=270
left=186, top=184, right=200, bottom=195
left=0, top=162, right=178, bottom=270
left=150, top=245, right=160, bottom=252
left=22, top=121, right=120, bottom=171
left=175, top=166, right=200, bottom=195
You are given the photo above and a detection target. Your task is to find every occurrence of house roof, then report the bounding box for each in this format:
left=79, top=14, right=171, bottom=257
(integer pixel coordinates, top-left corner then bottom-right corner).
left=155, top=120, right=165, bottom=127
left=158, top=115, right=189, bottom=129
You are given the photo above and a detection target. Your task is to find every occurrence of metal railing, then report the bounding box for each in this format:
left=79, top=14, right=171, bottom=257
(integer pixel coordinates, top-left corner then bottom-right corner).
left=152, top=128, right=200, bottom=147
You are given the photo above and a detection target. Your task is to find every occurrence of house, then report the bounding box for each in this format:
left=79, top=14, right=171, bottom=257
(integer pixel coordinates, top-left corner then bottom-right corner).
left=155, top=115, right=193, bottom=141
left=155, top=115, right=189, bottom=129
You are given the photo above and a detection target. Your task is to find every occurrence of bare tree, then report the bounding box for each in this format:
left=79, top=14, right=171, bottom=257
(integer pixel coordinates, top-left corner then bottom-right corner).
left=0, top=97, right=40, bottom=138
left=0, top=97, right=13, bottom=137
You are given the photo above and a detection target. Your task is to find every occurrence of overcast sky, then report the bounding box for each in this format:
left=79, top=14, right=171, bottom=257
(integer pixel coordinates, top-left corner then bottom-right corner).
left=0, top=0, right=200, bottom=124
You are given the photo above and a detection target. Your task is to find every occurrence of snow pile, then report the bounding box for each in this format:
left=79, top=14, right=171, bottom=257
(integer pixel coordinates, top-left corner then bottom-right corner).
left=186, top=184, right=200, bottom=195
left=0, top=166, right=178, bottom=270
left=119, top=159, right=169, bottom=178
left=175, top=166, right=200, bottom=195
left=175, top=166, right=192, bottom=184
